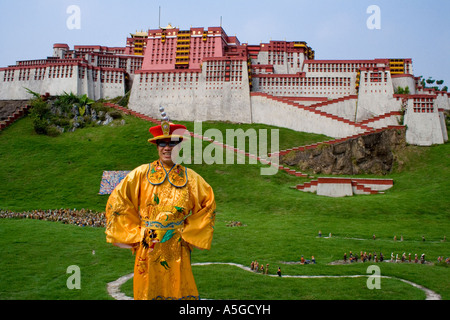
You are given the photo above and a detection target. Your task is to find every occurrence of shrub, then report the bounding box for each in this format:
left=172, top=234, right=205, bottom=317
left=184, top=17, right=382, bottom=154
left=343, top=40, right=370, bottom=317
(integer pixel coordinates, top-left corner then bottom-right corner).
left=91, top=102, right=109, bottom=113
left=53, top=118, right=71, bottom=129
left=32, top=118, right=50, bottom=135
left=29, top=99, right=52, bottom=135
left=25, top=91, right=126, bottom=136
left=108, top=110, right=123, bottom=119
left=46, top=126, right=62, bottom=137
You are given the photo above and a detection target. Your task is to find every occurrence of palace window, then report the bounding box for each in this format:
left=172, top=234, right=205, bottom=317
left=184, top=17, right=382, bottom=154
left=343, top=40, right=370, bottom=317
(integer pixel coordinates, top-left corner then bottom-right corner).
left=413, top=97, right=434, bottom=113
left=370, top=72, right=382, bottom=83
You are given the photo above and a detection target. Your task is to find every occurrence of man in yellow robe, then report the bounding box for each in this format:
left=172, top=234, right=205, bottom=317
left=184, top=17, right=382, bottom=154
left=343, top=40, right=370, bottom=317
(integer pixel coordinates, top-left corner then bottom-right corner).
left=105, top=117, right=216, bottom=300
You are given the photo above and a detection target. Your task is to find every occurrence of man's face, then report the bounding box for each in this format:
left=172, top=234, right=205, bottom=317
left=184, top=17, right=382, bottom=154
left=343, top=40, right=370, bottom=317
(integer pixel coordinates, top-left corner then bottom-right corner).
left=156, top=139, right=181, bottom=166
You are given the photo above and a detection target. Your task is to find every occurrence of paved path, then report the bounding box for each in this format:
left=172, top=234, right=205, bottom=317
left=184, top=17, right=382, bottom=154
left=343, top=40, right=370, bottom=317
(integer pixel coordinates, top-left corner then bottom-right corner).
left=107, top=262, right=441, bottom=300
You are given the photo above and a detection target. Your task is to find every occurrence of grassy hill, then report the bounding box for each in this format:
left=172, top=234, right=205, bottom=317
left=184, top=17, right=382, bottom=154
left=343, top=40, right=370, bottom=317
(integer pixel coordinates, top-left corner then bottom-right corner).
left=0, top=114, right=449, bottom=300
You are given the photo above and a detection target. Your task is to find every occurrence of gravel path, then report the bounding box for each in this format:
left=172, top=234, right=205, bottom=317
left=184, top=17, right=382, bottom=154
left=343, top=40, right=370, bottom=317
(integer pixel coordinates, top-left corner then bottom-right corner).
left=107, top=262, right=441, bottom=300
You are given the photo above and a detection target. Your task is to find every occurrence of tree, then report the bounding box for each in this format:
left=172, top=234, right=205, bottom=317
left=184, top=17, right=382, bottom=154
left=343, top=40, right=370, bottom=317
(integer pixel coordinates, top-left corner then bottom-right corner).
left=395, top=86, right=410, bottom=95
left=24, top=88, right=42, bottom=100
left=404, top=86, right=410, bottom=94
left=29, top=98, right=52, bottom=135
left=421, top=77, right=446, bottom=91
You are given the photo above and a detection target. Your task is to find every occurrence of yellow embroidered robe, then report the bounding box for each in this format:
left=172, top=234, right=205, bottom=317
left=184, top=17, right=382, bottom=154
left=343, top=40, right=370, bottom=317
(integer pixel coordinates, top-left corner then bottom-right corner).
left=105, top=160, right=216, bottom=300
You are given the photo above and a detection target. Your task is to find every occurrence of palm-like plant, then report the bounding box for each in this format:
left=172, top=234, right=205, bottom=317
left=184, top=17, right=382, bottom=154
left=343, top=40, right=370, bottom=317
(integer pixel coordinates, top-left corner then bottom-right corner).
left=78, top=94, right=95, bottom=116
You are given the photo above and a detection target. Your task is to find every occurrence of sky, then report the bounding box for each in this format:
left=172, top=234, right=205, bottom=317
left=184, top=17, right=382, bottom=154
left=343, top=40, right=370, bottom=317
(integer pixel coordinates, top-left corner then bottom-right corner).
left=0, top=0, right=449, bottom=84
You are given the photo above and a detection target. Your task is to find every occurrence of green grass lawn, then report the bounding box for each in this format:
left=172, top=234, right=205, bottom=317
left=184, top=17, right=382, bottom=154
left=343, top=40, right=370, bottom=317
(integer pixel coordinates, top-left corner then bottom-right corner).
left=0, top=115, right=449, bottom=300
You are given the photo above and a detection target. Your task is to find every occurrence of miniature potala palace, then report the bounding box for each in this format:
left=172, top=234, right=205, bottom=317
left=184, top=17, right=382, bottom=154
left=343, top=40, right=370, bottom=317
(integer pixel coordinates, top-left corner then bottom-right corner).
left=0, top=25, right=448, bottom=146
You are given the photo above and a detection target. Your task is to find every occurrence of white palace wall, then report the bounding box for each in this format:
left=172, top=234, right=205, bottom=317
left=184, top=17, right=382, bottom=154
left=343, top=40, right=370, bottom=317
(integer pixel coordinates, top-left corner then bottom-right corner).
left=252, top=74, right=355, bottom=99
left=0, top=65, right=125, bottom=100
left=250, top=94, right=365, bottom=138
left=128, top=60, right=252, bottom=123
left=356, top=69, right=402, bottom=121
left=253, top=51, right=305, bottom=75
left=404, top=96, right=447, bottom=146
left=439, top=110, right=449, bottom=143
left=315, top=97, right=358, bottom=121
left=391, top=74, right=416, bottom=94
left=435, top=92, right=450, bottom=111
left=77, top=66, right=125, bottom=100
left=0, top=66, right=78, bottom=99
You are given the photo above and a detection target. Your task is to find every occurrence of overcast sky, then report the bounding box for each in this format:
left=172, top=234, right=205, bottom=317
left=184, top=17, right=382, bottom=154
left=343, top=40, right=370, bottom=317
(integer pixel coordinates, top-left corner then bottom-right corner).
left=0, top=0, right=448, bottom=84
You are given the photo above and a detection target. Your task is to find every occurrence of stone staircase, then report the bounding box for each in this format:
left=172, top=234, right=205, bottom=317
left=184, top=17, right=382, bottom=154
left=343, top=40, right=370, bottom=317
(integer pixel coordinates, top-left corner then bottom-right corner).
left=303, top=95, right=359, bottom=110
left=103, top=102, right=161, bottom=124
left=295, top=177, right=394, bottom=197
left=0, top=101, right=31, bottom=131
left=251, top=92, right=372, bottom=133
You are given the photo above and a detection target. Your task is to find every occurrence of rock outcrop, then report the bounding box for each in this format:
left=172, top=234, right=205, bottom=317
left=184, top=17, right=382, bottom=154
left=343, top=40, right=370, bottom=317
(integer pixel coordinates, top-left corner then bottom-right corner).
left=281, top=128, right=406, bottom=175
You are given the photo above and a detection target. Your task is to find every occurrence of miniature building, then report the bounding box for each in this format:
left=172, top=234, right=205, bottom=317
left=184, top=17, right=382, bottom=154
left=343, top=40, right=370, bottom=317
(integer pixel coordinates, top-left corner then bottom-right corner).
left=0, top=42, right=143, bottom=101
left=0, top=25, right=448, bottom=146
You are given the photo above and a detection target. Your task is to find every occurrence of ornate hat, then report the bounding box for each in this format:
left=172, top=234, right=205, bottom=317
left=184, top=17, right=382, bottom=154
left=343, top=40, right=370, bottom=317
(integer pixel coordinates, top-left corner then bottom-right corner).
left=148, top=107, right=188, bottom=144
